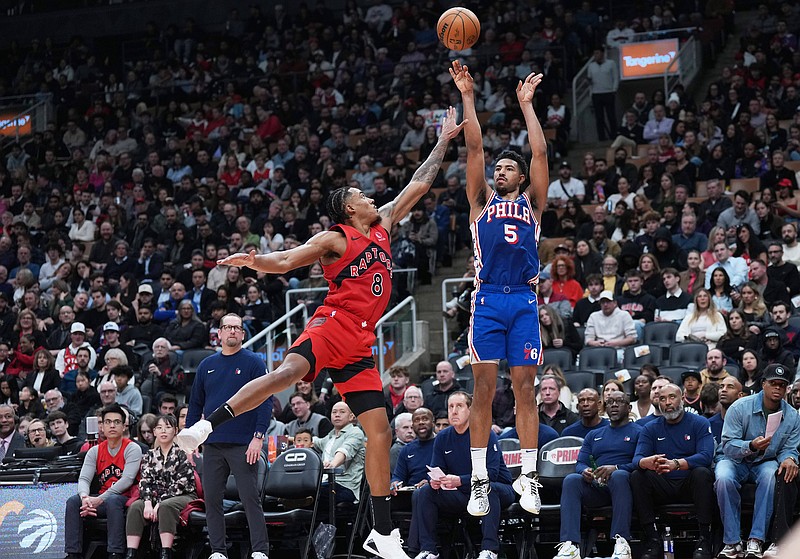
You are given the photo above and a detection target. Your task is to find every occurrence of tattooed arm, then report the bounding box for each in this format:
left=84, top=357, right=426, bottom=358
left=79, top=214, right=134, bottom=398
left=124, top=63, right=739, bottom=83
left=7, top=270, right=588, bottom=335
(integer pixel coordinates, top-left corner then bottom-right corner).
left=379, top=106, right=466, bottom=231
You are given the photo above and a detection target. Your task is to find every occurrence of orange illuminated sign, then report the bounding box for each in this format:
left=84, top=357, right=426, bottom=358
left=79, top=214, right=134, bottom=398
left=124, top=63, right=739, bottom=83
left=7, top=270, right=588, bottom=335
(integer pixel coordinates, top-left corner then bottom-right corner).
left=619, top=39, right=679, bottom=80
left=0, top=113, right=32, bottom=137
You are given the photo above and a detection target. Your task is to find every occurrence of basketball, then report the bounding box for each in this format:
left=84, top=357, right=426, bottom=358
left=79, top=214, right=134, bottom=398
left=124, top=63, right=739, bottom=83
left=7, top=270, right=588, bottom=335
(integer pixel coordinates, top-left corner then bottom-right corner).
left=437, top=7, right=480, bottom=51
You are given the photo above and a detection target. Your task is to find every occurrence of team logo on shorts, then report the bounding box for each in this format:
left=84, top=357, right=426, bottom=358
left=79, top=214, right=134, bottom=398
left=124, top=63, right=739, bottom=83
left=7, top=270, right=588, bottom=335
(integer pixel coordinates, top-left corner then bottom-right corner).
left=309, top=317, right=327, bottom=328
left=523, top=342, right=539, bottom=361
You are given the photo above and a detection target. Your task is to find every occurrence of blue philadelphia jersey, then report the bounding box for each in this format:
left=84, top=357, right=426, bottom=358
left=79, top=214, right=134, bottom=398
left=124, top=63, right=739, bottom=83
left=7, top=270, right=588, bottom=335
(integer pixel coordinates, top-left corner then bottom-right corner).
left=470, top=191, right=540, bottom=286
left=468, top=190, right=543, bottom=366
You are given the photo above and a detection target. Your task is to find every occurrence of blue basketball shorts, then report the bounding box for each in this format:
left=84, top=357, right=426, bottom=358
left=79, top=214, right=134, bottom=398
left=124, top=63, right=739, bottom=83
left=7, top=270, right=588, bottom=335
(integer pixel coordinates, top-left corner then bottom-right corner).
left=468, top=284, right=544, bottom=367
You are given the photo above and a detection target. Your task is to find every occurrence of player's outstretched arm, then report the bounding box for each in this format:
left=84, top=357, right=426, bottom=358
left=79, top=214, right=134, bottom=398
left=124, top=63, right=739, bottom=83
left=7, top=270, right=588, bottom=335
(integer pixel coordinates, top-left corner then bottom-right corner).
left=217, top=232, right=338, bottom=274
left=450, top=60, right=491, bottom=210
left=517, top=72, right=549, bottom=222
left=379, top=106, right=466, bottom=230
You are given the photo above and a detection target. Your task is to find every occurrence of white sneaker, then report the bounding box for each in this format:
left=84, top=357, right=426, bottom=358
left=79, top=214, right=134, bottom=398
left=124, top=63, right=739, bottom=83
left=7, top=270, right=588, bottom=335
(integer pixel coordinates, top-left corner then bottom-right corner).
left=466, top=476, right=491, bottom=516
left=718, top=543, right=744, bottom=559
left=363, top=528, right=411, bottom=559
left=208, top=554, right=227, bottom=559
left=762, top=543, right=779, bottom=558
left=745, top=539, right=763, bottom=559
left=554, top=541, right=581, bottom=559
left=175, top=419, right=213, bottom=453
left=611, top=534, right=632, bottom=559
left=477, top=551, right=498, bottom=559
left=413, top=552, right=439, bottom=559
left=512, top=472, right=542, bottom=514
left=251, top=553, right=268, bottom=559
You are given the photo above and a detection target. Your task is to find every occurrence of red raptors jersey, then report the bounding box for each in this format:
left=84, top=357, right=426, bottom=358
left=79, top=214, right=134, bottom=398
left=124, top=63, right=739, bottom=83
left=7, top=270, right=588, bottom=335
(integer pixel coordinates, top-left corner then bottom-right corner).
left=323, top=223, right=393, bottom=327
left=96, top=437, right=135, bottom=494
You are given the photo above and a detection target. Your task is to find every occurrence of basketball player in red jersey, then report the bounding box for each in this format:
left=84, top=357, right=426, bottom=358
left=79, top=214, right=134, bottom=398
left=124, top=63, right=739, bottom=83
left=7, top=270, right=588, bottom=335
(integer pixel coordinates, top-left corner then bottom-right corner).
left=176, top=107, right=465, bottom=559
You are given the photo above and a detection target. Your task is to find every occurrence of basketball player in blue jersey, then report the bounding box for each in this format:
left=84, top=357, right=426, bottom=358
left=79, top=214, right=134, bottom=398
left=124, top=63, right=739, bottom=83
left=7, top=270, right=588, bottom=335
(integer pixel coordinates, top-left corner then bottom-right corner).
left=450, top=61, right=549, bottom=517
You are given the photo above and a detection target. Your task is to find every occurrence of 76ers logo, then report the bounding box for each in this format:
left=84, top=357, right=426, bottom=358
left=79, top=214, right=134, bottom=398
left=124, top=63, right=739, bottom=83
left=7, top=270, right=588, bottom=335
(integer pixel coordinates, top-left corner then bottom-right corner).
left=523, top=343, right=538, bottom=361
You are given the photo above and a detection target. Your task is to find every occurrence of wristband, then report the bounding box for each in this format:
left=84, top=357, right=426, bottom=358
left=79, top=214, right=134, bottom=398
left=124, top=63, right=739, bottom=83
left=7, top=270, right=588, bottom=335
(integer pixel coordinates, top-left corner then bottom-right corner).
left=673, top=459, right=680, bottom=470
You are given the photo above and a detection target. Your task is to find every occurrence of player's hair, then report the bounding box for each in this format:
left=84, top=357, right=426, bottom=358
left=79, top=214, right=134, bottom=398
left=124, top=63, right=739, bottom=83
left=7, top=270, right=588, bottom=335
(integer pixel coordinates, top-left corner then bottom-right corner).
left=494, top=150, right=529, bottom=187
left=328, top=187, right=352, bottom=225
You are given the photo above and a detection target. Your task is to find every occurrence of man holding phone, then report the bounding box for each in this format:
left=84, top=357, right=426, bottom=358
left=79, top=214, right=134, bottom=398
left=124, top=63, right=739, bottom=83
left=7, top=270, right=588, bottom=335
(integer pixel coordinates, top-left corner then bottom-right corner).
left=714, top=364, right=800, bottom=559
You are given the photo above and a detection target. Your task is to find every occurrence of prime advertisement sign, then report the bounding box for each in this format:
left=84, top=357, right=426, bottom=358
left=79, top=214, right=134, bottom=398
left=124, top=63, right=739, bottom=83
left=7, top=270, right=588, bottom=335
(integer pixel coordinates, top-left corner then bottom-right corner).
left=0, top=483, right=76, bottom=559
left=619, top=39, right=680, bottom=80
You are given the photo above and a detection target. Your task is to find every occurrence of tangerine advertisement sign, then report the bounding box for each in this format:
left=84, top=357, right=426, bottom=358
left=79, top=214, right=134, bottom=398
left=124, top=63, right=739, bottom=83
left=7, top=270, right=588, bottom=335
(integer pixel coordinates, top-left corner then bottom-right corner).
left=619, top=39, right=679, bottom=80
left=0, top=113, right=32, bottom=137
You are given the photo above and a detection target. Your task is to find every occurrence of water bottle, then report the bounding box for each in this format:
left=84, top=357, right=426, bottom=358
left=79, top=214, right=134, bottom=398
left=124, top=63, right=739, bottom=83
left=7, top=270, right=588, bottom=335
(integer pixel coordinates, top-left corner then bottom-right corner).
left=589, top=455, right=605, bottom=487
left=663, top=526, right=674, bottom=559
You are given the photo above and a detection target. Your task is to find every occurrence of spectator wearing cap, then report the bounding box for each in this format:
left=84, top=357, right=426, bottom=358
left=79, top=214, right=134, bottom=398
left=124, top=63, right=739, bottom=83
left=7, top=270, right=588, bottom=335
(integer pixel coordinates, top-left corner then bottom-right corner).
left=97, top=322, right=136, bottom=368
left=680, top=371, right=704, bottom=414
left=548, top=161, right=586, bottom=207
left=55, top=322, right=97, bottom=376
left=129, top=283, right=156, bottom=320
left=715, top=363, right=800, bottom=559
left=760, top=327, right=796, bottom=375
left=585, top=291, right=637, bottom=348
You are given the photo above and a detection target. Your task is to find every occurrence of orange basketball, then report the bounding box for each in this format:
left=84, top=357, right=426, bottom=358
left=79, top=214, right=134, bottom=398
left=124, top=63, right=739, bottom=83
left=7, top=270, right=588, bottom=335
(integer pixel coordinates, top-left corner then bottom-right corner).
left=437, top=7, right=480, bottom=51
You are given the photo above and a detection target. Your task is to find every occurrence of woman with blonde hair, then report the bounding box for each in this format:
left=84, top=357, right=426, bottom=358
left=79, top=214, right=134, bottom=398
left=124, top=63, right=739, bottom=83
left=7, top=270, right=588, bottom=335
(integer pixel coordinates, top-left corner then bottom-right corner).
left=676, top=288, right=726, bottom=348
left=737, top=281, right=771, bottom=334
left=539, top=305, right=583, bottom=355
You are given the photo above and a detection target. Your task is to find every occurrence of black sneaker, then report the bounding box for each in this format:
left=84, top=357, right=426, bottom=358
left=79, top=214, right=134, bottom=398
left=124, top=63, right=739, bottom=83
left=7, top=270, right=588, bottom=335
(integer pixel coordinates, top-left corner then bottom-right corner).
left=693, top=538, right=713, bottom=559
left=640, top=538, right=663, bottom=559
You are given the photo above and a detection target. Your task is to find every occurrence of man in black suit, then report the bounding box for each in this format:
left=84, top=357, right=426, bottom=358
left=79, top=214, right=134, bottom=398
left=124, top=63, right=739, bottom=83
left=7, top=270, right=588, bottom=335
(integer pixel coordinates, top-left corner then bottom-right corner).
left=0, top=404, right=26, bottom=459
left=134, top=238, right=164, bottom=283
left=187, top=268, right=216, bottom=320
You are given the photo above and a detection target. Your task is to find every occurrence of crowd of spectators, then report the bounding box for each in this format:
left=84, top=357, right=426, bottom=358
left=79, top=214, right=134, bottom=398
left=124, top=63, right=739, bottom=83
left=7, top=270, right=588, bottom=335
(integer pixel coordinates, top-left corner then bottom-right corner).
left=4, top=0, right=800, bottom=558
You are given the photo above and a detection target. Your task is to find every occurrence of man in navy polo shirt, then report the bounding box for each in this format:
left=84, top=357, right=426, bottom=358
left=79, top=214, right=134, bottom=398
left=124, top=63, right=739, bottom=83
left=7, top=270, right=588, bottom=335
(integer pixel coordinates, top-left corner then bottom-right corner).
left=555, top=391, right=641, bottom=559
left=631, top=383, right=715, bottom=559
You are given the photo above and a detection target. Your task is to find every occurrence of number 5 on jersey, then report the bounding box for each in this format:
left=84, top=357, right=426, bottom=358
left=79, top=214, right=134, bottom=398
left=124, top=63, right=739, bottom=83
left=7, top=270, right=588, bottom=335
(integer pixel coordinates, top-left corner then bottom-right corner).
left=504, top=224, right=518, bottom=244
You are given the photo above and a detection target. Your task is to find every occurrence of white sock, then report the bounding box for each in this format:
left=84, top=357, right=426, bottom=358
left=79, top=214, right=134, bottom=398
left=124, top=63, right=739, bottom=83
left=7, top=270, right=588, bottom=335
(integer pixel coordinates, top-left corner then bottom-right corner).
left=470, top=447, right=488, bottom=479
left=521, top=448, right=538, bottom=476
